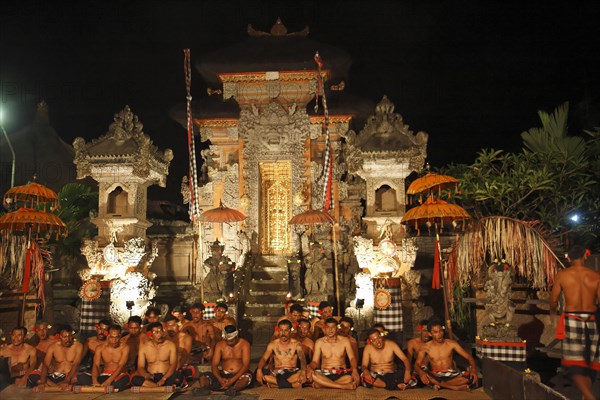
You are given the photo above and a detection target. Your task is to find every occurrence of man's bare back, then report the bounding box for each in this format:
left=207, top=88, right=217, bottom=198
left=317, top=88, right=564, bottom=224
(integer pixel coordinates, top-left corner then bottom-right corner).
left=551, top=266, right=600, bottom=312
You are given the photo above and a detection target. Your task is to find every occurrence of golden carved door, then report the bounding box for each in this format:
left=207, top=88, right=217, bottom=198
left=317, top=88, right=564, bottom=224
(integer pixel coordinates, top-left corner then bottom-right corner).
left=259, top=161, right=292, bottom=254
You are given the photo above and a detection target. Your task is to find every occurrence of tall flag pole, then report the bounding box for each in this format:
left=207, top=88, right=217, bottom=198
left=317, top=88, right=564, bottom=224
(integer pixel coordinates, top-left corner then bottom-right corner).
left=184, top=49, right=201, bottom=221
left=314, top=52, right=333, bottom=213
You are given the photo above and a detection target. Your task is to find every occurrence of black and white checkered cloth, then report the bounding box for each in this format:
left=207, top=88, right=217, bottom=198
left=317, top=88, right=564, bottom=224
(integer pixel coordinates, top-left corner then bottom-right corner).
left=561, top=312, right=600, bottom=367
left=374, top=286, right=403, bottom=331
left=476, top=339, right=526, bottom=362
left=79, top=281, right=111, bottom=337
left=305, top=302, right=320, bottom=319
left=203, top=303, right=216, bottom=320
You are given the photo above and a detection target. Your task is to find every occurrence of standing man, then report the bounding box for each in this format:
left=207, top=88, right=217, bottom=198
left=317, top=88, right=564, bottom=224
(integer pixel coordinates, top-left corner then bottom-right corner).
left=28, top=325, right=84, bottom=391
left=306, top=318, right=360, bottom=390
left=361, top=328, right=413, bottom=390
left=181, top=303, right=216, bottom=362
left=210, top=302, right=237, bottom=334
left=551, top=245, right=600, bottom=400
left=197, top=325, right=252, bottom=397
left=77, top=325, right=130, bottom=391
left=164, top=314, right=195, bottom=385
left=415, top=319, right=478, bottom=391
left=0, top=326, right=37, bottom=387
left=257, top=320, right=307, bottom=388
left=121, top=316, right=143, bottom=372
left=132, top=322, right=182, bottom=387
left=27, top=321, right=57, bottom=369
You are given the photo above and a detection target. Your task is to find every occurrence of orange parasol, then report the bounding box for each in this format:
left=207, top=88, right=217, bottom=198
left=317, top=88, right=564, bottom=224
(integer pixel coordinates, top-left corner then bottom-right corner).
left=0, top=207, right=67, bottom=237
left=288, top=209, right=334, bottom=225
left=406, top=172, right=458, bottom=197
left=3, top=181, right=59, bottom=209
left=199, top=201, right=247, bottom=224
left=401, top=196, right=470, bottom=233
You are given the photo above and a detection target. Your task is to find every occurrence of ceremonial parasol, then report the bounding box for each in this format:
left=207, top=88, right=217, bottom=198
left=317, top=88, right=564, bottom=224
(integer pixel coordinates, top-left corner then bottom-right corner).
left=0, top=207, right=67, bottom=238
left=288, top=209, right=334, bottom=225
left=406, top=172, right=458, bottom=196
left=197, top=201, right=247, bottom=302
left=401, top=196, right=470, bottom=338
left=3, top=181, right=59, bottom=210
left=401, top=196, right=470, bottom=234
left=288, top=209, right=341, bottom=316
left=199, top=201, right=247, bottom=224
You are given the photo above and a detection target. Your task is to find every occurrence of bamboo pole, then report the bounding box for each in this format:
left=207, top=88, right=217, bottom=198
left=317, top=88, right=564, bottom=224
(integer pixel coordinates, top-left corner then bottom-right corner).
left=197, top=221, right=205, bottom=303
left=332, top=222, right=341, bottom=317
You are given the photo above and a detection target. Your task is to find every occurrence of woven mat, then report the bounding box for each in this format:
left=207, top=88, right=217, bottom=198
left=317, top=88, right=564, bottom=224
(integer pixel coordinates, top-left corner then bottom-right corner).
left=240, top=386, right=490, bottom=400
left=0, top=385, right=174, bottom=400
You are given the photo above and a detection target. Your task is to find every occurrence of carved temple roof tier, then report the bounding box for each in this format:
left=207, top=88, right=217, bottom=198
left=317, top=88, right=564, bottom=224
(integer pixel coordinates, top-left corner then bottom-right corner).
left=196, top=20, right=351, bottom=87
left=73, top=106, right=173, bottom=187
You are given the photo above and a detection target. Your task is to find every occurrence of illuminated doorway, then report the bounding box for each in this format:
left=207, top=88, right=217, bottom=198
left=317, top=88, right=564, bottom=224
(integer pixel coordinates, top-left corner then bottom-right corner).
left=259, top=161, right=292, bottom=254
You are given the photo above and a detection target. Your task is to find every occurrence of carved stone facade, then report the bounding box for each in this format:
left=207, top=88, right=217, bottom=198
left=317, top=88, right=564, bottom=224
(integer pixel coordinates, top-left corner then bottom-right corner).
left=73, top=106, right=173, bottom=245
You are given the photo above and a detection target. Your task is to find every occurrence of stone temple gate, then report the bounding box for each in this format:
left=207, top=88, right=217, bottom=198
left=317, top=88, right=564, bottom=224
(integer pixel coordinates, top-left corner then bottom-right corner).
left=172, top=20, right=430, bottom=334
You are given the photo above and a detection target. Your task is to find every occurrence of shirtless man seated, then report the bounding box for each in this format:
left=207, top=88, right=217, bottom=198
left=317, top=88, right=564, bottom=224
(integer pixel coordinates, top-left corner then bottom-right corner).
left=0, top=326, right=37, bottom=388
left=407, top=319, right=431, bottom=384
left=209, top=302, right=237, bottom=335
left=297, top=318, right=315, bottom=361
left=131, top=322, right=182, bottom=387
left=28, top=324, right=84, bottom=391
left=27, top=321, right=57, bottom=370
left=77, top=325, right=130, bottom=391
left=338, top=317, right=359, bottom=366
left=81, top=319, right=110, bottom=371
left=310, top=301, right=340, bottom=340
left=121, top=316, right=143, bottom=373
left=361, top=328, right=414, bottom=390
left=306, top=318, right=360, bottom=390
left=415, top=319, right=478, bottom=391
left=257, top=319, right=307, bottom=388
left=164, top=314, right=195, bottom=385
left=271, top=303, right=303, bottom=341
left=181, top=303, right=216, bottom=363
left=197, top=325, right=252, bottom=397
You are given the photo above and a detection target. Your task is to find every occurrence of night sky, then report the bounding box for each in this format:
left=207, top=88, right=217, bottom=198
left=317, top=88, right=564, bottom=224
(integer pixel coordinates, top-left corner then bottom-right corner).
left=1, top=1, right=599, bottom=202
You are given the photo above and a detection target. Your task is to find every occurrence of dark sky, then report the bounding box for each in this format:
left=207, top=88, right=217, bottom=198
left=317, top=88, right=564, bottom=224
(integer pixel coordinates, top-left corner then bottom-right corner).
left=1, top=1, right=599, bottom=201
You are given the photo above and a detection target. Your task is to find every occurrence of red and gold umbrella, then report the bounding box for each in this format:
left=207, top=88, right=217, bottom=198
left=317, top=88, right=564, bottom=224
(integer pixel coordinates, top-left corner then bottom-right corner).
left=407, top=172, right=458, bottom=195
left=199, top=201, right=247, bottom=224
left=0, top=207, right=67, bottom=238
left=288, top=209, right=334, bottom=225
left=401, top=196, right=470, bottom=233
left=3, top=181, right=59, bottom=210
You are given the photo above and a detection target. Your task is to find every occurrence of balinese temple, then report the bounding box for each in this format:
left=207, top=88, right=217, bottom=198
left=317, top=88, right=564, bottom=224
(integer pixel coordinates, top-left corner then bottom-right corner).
left=171, top=20, right=430, bottom=336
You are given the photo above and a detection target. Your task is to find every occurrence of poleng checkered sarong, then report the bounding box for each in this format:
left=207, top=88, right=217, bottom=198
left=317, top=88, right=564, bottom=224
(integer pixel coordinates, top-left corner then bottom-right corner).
left=475, top=339, right=526, bottom=362
left=79, top=281, right=111, bottom=337
left=374, top=286, right=403, bottom=331
left=203, top=303, right=216, bottom=320
left=305, top=302, right=320, bottom=319
left=560, top=312, right=600, bottom=370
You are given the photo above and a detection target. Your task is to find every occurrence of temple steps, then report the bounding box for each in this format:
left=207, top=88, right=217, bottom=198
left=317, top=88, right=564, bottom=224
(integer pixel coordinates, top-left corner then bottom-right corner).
left=240, top=255, right=290, bottom=343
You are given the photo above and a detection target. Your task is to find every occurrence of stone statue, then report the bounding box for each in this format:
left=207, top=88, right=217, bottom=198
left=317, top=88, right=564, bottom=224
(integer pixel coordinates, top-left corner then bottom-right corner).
left=287, top=256, right=303, bottom=298
left=481, top=260, right=519, bottom=340
left=304, top=240, right=329, bottom=299
left=203, top=240, right=236, bottom=299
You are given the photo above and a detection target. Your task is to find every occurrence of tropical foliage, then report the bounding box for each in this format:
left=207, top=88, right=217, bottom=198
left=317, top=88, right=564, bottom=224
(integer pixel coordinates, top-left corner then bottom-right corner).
left=441, top=103, right=600, bottom=250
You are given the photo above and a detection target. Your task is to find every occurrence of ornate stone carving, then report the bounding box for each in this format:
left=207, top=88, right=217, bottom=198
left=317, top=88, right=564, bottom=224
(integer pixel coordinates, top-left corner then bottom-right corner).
left=304, top=241, right=329, bottom=300
left=203, top=240, right=236, bottom=299
left=480, top=261, right=519, bottom=341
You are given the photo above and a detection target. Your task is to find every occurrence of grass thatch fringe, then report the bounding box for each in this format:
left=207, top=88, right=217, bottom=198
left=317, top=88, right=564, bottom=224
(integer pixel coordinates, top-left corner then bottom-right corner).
left=451, top=216, right=564, bottom=290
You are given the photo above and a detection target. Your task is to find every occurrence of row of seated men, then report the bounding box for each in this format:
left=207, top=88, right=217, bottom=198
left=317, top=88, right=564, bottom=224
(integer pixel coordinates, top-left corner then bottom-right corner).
left=0, top=302, right=235, bottom=393
left=0, top=301, right=478, bottom=395
left=252, top=301, right=479, bottom=392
